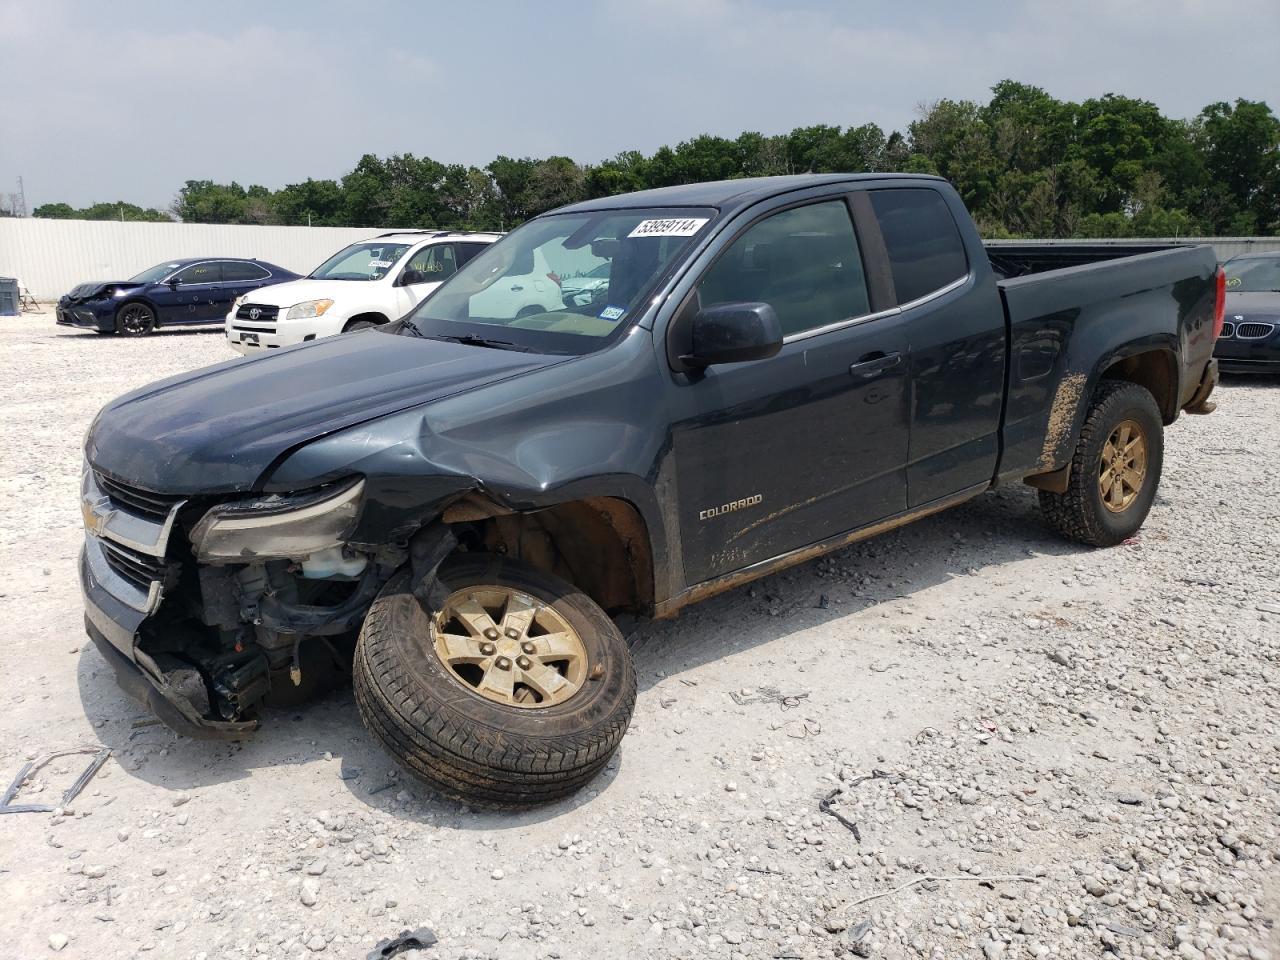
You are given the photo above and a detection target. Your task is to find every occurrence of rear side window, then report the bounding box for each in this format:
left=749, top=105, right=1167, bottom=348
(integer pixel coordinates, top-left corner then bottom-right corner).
left=868, top=189, right=968, bottom=305
left=454, top=242, right=489, bottom=268
left=173, top=262, right=221, bottom=284
left=698, top=200, right=870, bottom=337
left=222, top=261, right=270, bottom=281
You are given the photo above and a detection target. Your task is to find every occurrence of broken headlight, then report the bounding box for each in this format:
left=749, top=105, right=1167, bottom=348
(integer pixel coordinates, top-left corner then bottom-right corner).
left=190, top=477, right=364, bottom=563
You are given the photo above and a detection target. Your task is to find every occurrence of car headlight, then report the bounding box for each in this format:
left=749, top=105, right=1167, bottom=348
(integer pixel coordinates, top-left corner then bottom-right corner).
left=190, top=477, right=364, bottom=562
left=286, top=299, right=335, bottom=321
left=231, top=294, right=246, bottom=310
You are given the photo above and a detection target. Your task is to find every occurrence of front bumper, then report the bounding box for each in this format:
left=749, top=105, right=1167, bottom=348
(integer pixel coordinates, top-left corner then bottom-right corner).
left=225, top=313, right=335, bottom=355
left=56, top=301, right=113, bottom=331
left=78, top=469, right=257, bottom=739
left=1214, top=323, right=1280, bottom=372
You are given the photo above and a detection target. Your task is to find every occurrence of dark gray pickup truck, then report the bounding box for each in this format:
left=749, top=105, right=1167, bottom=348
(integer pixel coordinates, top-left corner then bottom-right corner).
left=80, top=174, right=1222, bottom=805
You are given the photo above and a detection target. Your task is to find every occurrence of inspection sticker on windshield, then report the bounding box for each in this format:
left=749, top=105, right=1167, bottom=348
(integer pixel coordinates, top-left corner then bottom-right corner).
left=599, top=305, right=626, bottom=321
left=368, top=259, right=394, bottom=268
left=628, top=217, right=709, bottom=239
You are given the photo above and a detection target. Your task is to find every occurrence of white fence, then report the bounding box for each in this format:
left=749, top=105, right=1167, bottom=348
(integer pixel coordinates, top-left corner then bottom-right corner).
left=0, top=219, right=392, bottom=298
left=3, top=218, right=1278, bottom=300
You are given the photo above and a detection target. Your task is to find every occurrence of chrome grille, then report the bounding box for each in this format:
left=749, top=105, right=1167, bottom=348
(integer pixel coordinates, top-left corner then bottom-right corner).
left=100, top=539, right=166, bottom=592
left=95, top=471, right=184, bottom=522
left=1220, top=321, right=1235, bottom=339
left=1236, top=322, right=1275, bottom=340
left=236, top=303, right=279, bottom=321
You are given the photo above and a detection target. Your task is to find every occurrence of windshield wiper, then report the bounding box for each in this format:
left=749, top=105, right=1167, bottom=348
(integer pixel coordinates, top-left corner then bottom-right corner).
left=425, top=333, right=533, bottom=352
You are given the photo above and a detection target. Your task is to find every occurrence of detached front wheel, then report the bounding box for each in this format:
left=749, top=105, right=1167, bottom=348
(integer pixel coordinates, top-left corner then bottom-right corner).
left=1038, top=380, right=1164, bottom=546
left=353, top=555, right=636, bottom=807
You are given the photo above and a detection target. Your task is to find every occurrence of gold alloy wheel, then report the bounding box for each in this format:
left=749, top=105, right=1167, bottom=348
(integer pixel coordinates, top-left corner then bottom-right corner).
left=431, top=587, right=589, bottom=709
left=1098, top=418, right=1148, bottom=513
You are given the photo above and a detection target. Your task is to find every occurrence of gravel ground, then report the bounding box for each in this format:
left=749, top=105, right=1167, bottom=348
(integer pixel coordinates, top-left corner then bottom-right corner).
left=0, top=312, right=1277, bottom=960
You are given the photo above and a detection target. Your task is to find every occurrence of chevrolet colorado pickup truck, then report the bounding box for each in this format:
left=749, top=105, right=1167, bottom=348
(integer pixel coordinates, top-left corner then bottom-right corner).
left=80, top=174, right=1222, bottom=806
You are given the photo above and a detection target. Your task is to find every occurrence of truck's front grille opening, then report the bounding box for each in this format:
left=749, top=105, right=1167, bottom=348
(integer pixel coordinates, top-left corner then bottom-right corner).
left=95, top=472, right=183, bottom=521
left=100, top=540, right=165, bottom=591
left=1235, top=322, right=1275, bottom=340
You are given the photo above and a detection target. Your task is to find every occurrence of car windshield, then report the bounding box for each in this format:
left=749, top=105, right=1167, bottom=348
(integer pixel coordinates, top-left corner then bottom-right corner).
left=129, top=262, right=182, bottom=283
left=309, top=242, right=412, bottom=281
left=1224, top=255, right=1280, bottom=293
left=401, top=207, right=716, bottom=354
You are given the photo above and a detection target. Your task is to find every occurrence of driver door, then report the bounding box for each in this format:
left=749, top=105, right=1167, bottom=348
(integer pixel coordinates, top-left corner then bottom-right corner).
left=667, top=197, right=911, bottom=585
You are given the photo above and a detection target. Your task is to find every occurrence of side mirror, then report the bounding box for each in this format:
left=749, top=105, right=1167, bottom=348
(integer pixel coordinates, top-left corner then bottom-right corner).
left=167, top=278, right=181, bottom=289
left=400, top=268, right=426, bottom=286
left=682, top=301, right=783, bottom=368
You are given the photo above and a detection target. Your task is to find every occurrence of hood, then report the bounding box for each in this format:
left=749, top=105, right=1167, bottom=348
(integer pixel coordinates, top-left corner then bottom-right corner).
left=65, top=280, right=144, bottom=302
left=238, top=277, right=377, bottom=309
left=86, top=330, right=566, bottom=494
left=1224, top=290, right=1280, bottom=320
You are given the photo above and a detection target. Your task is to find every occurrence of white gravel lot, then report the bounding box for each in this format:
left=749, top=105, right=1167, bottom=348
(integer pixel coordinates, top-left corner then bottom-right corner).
left=0, top=312, right=1277, bottom=960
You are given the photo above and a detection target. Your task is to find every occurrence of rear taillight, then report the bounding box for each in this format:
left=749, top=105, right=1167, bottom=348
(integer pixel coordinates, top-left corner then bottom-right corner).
left=547, top=271, right=562, bottom=288
left=1212, top=267, right=1226, bottom=340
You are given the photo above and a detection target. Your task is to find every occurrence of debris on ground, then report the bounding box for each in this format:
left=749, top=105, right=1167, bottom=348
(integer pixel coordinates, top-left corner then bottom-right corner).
left=366, top=927, right=437, bottom=959
left=0, top=746, right=110, bottom=815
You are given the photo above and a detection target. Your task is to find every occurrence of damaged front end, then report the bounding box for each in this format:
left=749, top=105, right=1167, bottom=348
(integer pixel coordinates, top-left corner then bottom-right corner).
left=80, top=465, right=405, bottom=739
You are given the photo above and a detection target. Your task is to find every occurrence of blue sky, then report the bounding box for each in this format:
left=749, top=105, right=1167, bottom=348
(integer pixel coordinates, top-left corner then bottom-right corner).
left=1, top=0, right=1274, bottom=210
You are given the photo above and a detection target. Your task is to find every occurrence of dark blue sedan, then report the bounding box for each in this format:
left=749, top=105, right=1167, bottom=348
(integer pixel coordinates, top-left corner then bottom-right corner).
left=56, top=257, right=301, bottom=336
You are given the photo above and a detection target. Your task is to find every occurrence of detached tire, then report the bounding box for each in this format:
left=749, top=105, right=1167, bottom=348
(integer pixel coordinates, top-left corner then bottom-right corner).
left=1039, top=380, right=1164, bottom=547
left=353, top=555, right=636, bottom=807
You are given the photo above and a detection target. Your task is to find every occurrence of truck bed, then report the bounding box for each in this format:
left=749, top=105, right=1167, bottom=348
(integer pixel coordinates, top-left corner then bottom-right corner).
left=987, top=242, right=1220, bottom=485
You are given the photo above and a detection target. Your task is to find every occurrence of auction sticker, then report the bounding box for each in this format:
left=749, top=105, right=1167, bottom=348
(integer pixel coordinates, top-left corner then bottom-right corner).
left=599, top=305, right=626, bottom=321
left=369, top=259, right=394, bottom=268
left=628, top=218, right=709, bottom=238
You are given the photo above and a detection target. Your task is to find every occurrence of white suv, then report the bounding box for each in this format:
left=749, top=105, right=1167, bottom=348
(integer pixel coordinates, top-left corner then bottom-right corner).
left=225, top=230, right=558, bottom=354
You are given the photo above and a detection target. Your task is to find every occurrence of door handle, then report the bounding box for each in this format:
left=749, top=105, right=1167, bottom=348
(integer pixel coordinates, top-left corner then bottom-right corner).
left=849, top=351, right=902, bottom=379
left=510, top=284, right=524, bottom=291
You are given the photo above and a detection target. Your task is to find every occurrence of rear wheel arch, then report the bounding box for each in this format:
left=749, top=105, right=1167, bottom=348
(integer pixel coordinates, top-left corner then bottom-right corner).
left=1097, top=346, right=1179, bottom=424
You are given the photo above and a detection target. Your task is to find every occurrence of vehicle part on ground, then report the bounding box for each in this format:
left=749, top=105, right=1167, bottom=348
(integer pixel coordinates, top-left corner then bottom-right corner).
left=353, top=557, right=636, bottom=807
left=0, top=746, right=111, bottom=815
left=366, top=927, right=438, bottom=960
left=115, top=302, right=156, bottom=336
left=1038, top=381, right=1164, bottom=546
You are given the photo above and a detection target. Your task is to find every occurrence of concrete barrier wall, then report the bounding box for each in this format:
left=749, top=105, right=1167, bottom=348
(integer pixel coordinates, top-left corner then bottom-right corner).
left=0, top=219, right=392, bottom=297
left=3, top=217, right=1278, bottom=299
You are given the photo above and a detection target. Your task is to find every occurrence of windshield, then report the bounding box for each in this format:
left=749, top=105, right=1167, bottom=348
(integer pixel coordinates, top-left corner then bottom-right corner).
left=129, top=262, right=182, bottom=283
left=310, top=242, right=412, bottom=281
left=1224, top=255, right=1280, bottom=293
left=401, top=207, right=716, bottom=354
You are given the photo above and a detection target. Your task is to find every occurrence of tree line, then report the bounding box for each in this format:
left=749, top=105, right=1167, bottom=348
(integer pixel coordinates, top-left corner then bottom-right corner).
left=30, top=81, right=1280, bottom=238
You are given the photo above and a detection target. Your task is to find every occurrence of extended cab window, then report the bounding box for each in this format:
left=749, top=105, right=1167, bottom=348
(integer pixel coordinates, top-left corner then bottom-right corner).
left=173, top=262, right=220, bottom=284
left=697, top=201, right=869, bottom=338
left=868, top=188, right=968, bottom=304
left=222, top=261, right=270, bottom=282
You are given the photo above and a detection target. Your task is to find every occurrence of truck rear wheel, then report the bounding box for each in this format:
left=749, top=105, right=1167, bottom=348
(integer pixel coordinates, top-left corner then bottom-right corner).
left=1038, top=380, right=1164, bottom=547
left=353, top=555, right=636, bottom=807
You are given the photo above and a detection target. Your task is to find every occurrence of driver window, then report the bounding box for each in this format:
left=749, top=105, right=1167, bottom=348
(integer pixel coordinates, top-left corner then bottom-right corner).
left=697, top=201, right=869, bottom=337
